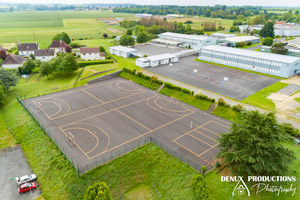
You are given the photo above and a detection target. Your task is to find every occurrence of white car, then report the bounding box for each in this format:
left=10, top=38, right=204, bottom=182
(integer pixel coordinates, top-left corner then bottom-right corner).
left=15, top=174, right=37, bottom=185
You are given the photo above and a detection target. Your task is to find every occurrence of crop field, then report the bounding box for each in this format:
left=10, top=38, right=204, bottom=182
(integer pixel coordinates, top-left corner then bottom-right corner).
left=168, top=17, right=233, bottom=29
left=0, top=10, right=132, bottom=46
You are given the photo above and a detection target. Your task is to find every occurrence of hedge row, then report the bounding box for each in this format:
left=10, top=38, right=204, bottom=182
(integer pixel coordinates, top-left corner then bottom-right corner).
left=164, top=82, right=215, bottom=103
left=123, top=68, right=163, bottom=85
left=78, top=60, right=113, bottom=67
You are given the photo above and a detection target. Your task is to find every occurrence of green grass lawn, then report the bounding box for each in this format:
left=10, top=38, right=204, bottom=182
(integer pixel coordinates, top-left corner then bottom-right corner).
left=119, top=71, right=162, bottom=90
left=125, top=185, right=153, bottom=200
left=212, top=106, right=240, bottom=123
left=0, top=111, right=15, bottom=149
left=159, top=87, right=213, bottom=111
left=295, top=98, right=300, bottom=103
left=206, top=142, right=300, bottom=199
left=242, top=82, right=289, bottom=111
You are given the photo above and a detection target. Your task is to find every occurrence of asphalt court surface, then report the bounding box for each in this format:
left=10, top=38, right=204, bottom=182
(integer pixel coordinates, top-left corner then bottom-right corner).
left=146, top=55, right=279, bottom=100
left=23, top=77, right=230, bottom=170
left=134, top=44, right=184, bottom=56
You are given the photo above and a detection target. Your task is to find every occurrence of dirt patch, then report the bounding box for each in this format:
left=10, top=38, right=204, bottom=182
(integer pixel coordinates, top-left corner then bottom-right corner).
left=107, top=27, right=122, bottom=33
left=280, top=76, right=300, bottom=85
left=89, top=69, right=98, bottom=73
left=1, top=43, right=16, bottom=49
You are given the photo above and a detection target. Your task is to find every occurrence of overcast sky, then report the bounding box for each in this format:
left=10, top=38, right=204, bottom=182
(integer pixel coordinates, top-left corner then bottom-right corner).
left=1, top=0, right=300, bottom=7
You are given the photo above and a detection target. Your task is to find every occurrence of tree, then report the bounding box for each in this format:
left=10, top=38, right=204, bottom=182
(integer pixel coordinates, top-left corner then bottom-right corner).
left=271, top=42, right=288, bottom=55
left=20, top=59, right=37, bottom=75
left=262, top=37, right=274, bottom=46
left=40, top=62, right=54, bottom=79
left=103, top=33, right=108, bottom=39
left=54, top=53, right=78, bottom=76
left=119, top=35, right=135, bottom=46
left=0, top=80, right=6, bottom=105
left=218, top=111, right=295, bottom=176
left=229, top=26, right=240, bottom=33
left=259, top=22, right=275, bottom=38
left=0, top=68, right=18, bottom=92
left=192, top=175, right=212, bottom=200
left=83, top=182, right=112, bottom=200
left=65, top=46, right=71, bottom=53
left=52, top=32, right=71, bottom=44
left=99, top=46, right=106, bottom=53
left=137, top=32, right=147, bottom=43
left=0, top=48, right=7, bottom=60
left=126, top=29, right=133, bottom=35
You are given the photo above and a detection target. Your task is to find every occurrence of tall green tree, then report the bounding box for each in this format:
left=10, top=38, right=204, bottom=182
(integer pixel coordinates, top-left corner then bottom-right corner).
left=19, top=59, right=37, bottom=75
left=126, top=29, right=133, bottom=35
left=52, top=32, right=71, bottom=44
left=218, top=111, right=295, bottom=176
left=119, top=35, right=135, bottom=46
left=0, top=68, right=18, bottom=92
left=54, top=53, right=78, bottom=76
left=137, top=32, right=147, bottom=43
left=83, top=182, right=112, bottom=200
left=259, top=22, right=275, bottom=38
left=40, top=62, right=54, bottom=79
left=0, top=80, right=6, bottom=105
left=271, top=43, right=288, bottom=55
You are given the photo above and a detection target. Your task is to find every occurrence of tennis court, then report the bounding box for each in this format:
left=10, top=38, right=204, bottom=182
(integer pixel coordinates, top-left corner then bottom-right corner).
left=22, top=77, right=230, bottom=172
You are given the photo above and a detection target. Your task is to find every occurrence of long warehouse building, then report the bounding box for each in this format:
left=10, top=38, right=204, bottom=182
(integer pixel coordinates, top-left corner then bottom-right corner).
left=199, top=45, right=300, bottom=78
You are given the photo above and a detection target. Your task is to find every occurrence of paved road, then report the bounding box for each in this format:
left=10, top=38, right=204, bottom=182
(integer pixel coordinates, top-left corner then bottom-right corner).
left=142, top=70, right=300, bottom=130
left=0, top=146, right=41, bottom=200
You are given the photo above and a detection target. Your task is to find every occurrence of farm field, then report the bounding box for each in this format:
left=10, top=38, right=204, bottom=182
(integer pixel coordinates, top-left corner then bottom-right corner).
left=0, top=10, right=131, bottom=47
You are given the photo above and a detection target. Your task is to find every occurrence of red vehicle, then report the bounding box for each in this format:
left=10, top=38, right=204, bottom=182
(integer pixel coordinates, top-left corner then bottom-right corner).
left=18, top=182, right=37, bottom=194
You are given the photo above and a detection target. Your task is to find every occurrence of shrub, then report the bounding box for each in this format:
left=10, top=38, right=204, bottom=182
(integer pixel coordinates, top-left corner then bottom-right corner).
left=217, top=98, right=230, bottom=107
left=232, top=104, right=244, bottom=113
left=280, top=123, right=299, bottom=137
left=83, top=182, right=112, bottom=200
left=235, top=42, right=241, bottom=48
left=246, top=41, right=252, bottom=46
left=195, top=93, right=215, bottom=103
left=201, top=165, right=207, bottom=176
left=78, top=60, right=113, bottom=67
left=192, top=175, right=213, bottom=200
left=164, top=82, right=182, bottom=91
left=215, top=161, right=220, bottom=168
left=240, top=41, right=247, bottom=47
left=182, top=88, right=191, bottom=94
left=262, top=37, right=274, bottom=46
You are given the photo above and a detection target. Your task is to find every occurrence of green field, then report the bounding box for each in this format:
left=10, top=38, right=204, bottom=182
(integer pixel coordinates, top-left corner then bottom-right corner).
left=0, top=10, right=132, bottom=47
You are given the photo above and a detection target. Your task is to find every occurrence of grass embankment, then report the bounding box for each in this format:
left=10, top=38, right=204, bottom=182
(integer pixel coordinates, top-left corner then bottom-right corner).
left=195, top=58, right=285, bottom=80
left=295, top=98, right=300, bottom=103
left=159, top=87, right=213, bottom=111
left=242, top=82, right=289, bottom=111
left=206, top=142, right=300, bottom=199
left=0, top=111, right=15, bottom=149
left=119, top=70, right=163, bottom=90
left=212, top=106, right=240, bottom=123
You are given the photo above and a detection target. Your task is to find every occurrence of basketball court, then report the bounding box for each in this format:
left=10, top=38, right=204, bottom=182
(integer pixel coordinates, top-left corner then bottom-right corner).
left=22, top=77, right=230, bottom=172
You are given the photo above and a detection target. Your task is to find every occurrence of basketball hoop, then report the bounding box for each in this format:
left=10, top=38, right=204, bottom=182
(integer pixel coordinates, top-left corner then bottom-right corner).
left=66, top=132, right=75, bottom=145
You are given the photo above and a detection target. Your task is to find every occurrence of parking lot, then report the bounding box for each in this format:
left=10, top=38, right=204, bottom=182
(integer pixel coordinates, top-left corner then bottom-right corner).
left=146, top=56, right=278, bottom=100
left=0, top=146, right=41, bottom=200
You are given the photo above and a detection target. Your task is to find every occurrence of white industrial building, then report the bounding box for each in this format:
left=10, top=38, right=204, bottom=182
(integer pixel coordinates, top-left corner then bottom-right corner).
left=109, top=46, right=139, bottom=58
left=211, top=33, right=236, bottom=40
left=134, top=13, right=152, bottom=18
left=157, top=32, right=216, bottom=49
left=239, top=24, right=300, bottom=37
left=136, top=54, right=179, bottom=68
left=199, top=45, right=300, bottom=78
left=221, top=36, right=260, bottom=46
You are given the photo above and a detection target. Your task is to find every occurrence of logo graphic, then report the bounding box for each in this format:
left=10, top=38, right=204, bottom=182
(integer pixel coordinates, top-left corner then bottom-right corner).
left=232, top=177, right=250, bottom=197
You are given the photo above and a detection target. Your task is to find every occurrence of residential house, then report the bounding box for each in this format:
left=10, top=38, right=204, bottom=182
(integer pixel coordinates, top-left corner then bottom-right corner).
left=18, top=43, right=39, bottom=56
left=34, top=49, right=56, bottom=62
left=2, top=54, right=24, bottom=69
left=49, top=40, right=68, bottom=54
left=80, top=48, right=105, bottom=60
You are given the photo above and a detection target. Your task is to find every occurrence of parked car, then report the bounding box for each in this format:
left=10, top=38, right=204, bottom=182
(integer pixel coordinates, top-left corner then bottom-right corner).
left=15, top=174, right=37, bottom=185
left=18, top=182, right=37, bottom=194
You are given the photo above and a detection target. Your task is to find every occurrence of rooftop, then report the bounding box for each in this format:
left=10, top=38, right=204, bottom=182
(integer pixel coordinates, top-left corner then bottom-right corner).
left=211, top=33, right=236, bottom=38
left=142, top=53, right=176, bottom=61
left=34, top=49, right=55, bottom=57
left=152, top=38, right=184, bottom=45
left=224, top=36, right=259, bottom=43
left=201, top=45, right=300, bottom=63
left=2, top=54, right=24, bottom=65
left=50, top=40, right=68, bottom=48
left=80, top=47, right=100, bottom=54
left=159, top=32, right=211, bottom=41
left=18, top=43, right=39, bottom=51
left=109, top=46, right=138, bottom=53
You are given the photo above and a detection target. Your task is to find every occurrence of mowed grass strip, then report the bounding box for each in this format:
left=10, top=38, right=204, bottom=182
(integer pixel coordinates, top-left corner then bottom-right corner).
left=212, top=106, right=240, bottom=123
left=0, top=111, right=15, bottom=149
left=159, top=87, right=213, bottom=111
left=241, top=82, right=289, bottom=111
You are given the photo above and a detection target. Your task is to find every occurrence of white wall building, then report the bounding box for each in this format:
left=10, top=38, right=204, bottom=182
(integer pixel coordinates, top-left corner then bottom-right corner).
left=239, top=24, right=300, bottom=37
left=222, top=36, right=260, bottom=46
left=211, top=33, right=236, bottom=40
left=80, top=48, right=105, bottom=61
left=2, top=54, right=24, bottom=69
left=134, top=13, right=152, bottom=18
left=136, top=54, right=179, bottom=68
left=109, top=46, right=139, bottom=58
left=199, top=45, right=300, bottom=78
left=49, top=40, right=68, bottom=54
left=158, top=32, right=216, bottom=49
left=34, top=49, right=56, bottom=62
left=18, top=43, right=39, bottom=56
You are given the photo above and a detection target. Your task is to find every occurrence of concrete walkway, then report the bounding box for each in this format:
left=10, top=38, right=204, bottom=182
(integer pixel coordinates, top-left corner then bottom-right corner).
left=142, top=70, right=300, bottom=129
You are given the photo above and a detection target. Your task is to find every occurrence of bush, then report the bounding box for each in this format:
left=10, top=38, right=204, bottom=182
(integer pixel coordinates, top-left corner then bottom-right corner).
left=262, top=37, right=274, bottom=46
left=217, top=98, right=230, bottom=107
left=215, top=161, right=220, bottom=168
left=192, top=175, right=213, bottom=200
left=280, top=123, right=299, bottom=137
left=240, top=41, right=247, bottom=47
left=182, top=88, right=191, bottom=94
left=83, top=182, right=112, bottom=200
left=78, top=60, right=113, bottom=67
left=235, top=42, right=241, bottom=48
left=195, top=93, right=215, bottom=103
left=232, top=104, right=244, bottom=113
left=164, top=82, right=182, bottom=91
left=246, top=41, right=252, bottom=46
